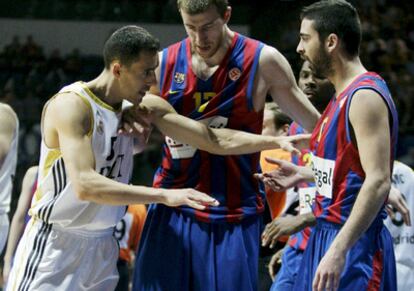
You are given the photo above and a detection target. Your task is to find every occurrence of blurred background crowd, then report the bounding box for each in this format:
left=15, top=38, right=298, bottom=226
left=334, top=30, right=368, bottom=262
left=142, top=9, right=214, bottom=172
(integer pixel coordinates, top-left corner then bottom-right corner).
left=0, top=0, right=413, bottom=211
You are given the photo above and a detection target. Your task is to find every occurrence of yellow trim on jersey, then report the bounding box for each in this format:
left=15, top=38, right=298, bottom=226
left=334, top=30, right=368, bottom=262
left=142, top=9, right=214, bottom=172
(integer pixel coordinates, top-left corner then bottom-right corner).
left=79, top=81, right=118, bottom=112
left=42, top=149, right=62, bottom=180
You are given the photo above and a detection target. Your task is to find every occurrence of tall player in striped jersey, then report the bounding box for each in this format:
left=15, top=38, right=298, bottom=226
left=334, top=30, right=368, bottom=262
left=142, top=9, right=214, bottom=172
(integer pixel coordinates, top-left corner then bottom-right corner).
left=260, top=61, right=333, bottom=290
left=0, top=103, right=18, bottom=255
left=133, top=0, right=321, bottom=290
left=258, top=1, right=399, bottom=290
left=6, top=25, right=305, bottom=291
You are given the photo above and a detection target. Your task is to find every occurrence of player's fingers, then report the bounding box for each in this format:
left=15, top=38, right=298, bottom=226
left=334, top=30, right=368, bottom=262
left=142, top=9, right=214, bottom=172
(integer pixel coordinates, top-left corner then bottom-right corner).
left=398, top=198, right=411, bottom=226
left=189, top=190, right=219, bottom=206
left=253, top=173, right=264, bottom=181
left=264, top=157, right=284, bottom=166
left=186, top=199, right=207, bottom=210
left=333, top=272, right=340, bottom=291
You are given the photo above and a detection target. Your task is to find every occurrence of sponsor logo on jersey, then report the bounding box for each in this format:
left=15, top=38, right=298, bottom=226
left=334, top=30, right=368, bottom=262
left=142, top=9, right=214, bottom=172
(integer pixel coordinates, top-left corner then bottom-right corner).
left=311, top=154, right=335, bottom=199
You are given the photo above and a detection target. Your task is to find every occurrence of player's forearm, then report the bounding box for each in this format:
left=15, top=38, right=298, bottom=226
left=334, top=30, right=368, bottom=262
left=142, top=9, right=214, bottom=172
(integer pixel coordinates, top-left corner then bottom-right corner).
left=328, top=175, right=390, bottom=254
left=154, top=113, right=283, bottom=155
left=3, top=217, right=25, bottom=264
left=74, top=170, right=165, bottom=205
left=206, top=129, right=287, bottom=155
left=299, top=212, right=317, bottom=228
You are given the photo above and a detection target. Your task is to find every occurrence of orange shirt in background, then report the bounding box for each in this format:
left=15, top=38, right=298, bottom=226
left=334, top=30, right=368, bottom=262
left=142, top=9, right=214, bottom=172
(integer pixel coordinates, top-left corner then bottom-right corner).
left=116, top=204, right=147, bottom=263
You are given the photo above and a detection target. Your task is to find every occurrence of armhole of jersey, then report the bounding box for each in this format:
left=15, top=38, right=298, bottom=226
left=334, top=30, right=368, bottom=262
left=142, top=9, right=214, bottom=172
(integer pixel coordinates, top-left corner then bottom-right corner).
left=345, top=86, right=390, bottom=143
left=159, top=48, right=168, bottom=93
left=246, top=42, right=264, bottom=111
left=72, top=92, right=94, bottom=137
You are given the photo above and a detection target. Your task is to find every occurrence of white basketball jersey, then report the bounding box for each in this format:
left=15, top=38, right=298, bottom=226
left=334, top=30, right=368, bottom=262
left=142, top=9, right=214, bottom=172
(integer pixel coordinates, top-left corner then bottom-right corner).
left=29, top=82, right=133, bottom=231
left=384, top=161, right=414, bottom=291
left=0, top=108, right=18, bottom=213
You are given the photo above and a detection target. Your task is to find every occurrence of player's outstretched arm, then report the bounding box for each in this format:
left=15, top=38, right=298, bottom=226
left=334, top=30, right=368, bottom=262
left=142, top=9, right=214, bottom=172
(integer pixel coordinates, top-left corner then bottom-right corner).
left=140, top=94, right=307, bottom=155
left=3, top=166, right=38, bottom=284
left=260, top=46, right=320, bottom=132
left=0, top=103, right=18, bottom=168
left=312, top=90, right=392, bottom=291
left=44, top=93, right=218, bottom=209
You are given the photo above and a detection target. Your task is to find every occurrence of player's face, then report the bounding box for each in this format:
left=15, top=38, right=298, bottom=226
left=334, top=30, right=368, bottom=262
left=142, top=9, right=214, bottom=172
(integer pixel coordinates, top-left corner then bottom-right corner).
left=180, top=5, right=229, bottom=59
left=119, top=51, right=158, bottom=105
left=298, top=61, right=333, bottom=111
left=297, top=18, right=332, bottom=78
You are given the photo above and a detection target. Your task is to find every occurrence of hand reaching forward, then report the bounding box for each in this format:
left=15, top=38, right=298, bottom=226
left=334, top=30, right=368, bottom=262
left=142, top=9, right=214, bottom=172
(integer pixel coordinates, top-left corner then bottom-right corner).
left=118, top=105, right=153, bottom=152
left=262, top=214, right=314, bottom=248
left=386, top=186, right=411, bottom=226
left=278, top=134, right=311, bottom=156
left=162, top=188, right=219, bottom=210
left=254, top=158, right=308, bottom=191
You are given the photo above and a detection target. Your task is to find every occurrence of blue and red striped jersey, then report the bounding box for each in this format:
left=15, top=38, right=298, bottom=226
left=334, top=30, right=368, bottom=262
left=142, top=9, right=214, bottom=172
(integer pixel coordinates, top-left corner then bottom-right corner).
left=310, top=72, right=398, bottom=225
left=154, top=33, right=265, bottom=222
left=288, top=122, right=315, bottom=250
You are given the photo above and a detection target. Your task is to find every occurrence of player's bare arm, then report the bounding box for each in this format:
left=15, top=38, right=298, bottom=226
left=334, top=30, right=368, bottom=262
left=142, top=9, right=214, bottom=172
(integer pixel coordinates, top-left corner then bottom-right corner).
left=3, top=166, right=38, bottom=283
left=43, top=93, right=218, bottom=209
left=254, top=45, right=320, bottom=132
left=0, top=104, right=18, bottom=167
left=313, top=89, right=392, bottom=290
left=140, top=94, right=308, bottom=155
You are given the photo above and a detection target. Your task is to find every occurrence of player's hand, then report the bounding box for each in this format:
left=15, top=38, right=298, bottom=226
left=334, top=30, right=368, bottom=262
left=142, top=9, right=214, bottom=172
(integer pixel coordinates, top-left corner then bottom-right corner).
left=119, top=105, right=153, bottom=152
left=262, top=215, right=307, bottom=248
left=386, top=186, right=411, bottom=226
left=162, top=188, right=219, bottom=210
left=278, top=134, right=311, bottom=156
left=268, top=248, right=284, bottom=281
left=254, top=158, right=303, bottom=191
left=312, top=248, right=345, bottom=291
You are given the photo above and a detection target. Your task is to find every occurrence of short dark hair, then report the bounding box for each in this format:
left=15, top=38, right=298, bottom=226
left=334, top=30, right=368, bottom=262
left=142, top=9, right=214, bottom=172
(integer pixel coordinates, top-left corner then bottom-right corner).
left=177, top=0, right=228, bottom=17
left=103, top=25, right=160, bottom=69
left=265, top=103, right=292, bottom=130
left=301, top=0, right=361, bottom=57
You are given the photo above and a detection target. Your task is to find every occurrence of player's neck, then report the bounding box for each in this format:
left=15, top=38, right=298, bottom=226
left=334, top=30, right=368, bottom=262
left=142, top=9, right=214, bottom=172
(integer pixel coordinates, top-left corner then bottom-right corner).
left=85, top=71, right=123, bottom=109
left=330, top=57, right=367, bottom=96
left=193, top=28, right=234, bottom=67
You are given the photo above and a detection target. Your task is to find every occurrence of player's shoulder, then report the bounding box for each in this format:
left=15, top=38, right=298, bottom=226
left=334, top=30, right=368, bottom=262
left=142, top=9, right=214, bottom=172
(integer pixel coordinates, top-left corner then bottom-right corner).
left=394, top=160, right=414, bottom=175
left=0, top=103, right=17, bottom=120
left=257, top=44, right=293, bottom=78
left=26, top=165, right=39, bottom=177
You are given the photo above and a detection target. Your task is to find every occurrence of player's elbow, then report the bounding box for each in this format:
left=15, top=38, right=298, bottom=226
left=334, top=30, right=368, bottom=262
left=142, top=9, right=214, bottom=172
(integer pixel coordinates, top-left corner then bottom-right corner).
left=368, top=173, right=391, bottom=201
left=73, top=171, right=96, bottom=201
left=203, top=130, right=234, bottom=155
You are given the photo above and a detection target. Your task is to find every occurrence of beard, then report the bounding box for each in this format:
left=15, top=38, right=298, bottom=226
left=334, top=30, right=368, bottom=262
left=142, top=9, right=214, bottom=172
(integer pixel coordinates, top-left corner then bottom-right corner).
left=311, top=44, right=333, bottom=78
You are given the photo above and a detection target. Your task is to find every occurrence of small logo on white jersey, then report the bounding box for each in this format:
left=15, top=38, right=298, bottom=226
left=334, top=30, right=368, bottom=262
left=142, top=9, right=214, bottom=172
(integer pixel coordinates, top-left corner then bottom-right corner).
left=228, top=67, right=241, bottom=81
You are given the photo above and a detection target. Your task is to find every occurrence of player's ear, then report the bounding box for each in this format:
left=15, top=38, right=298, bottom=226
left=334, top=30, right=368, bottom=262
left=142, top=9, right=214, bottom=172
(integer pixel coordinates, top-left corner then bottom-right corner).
left=223, top=7, right=231, bottom=24
left=112, top=62, right=122, bottom=79
left=326, top=33, right=338, bottom=53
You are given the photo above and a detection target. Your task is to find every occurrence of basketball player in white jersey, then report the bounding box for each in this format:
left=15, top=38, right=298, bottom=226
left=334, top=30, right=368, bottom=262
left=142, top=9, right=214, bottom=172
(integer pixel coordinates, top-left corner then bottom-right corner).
left=0, top=103, right=19, bottom=254
left=385, top=161, right=414, bottom=291
left=6, top=25, right=305, bottom=291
